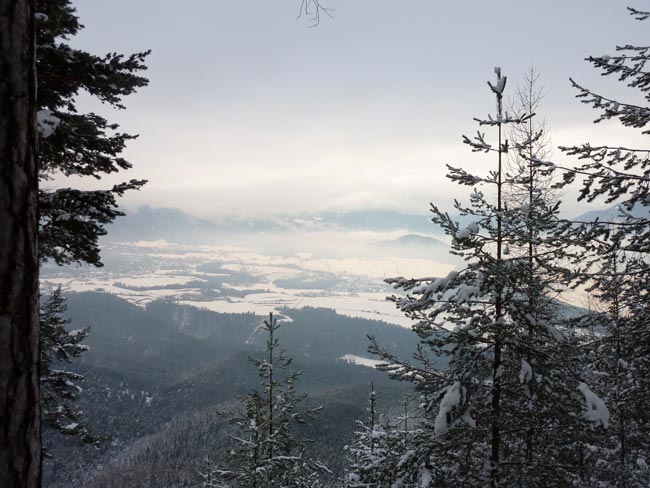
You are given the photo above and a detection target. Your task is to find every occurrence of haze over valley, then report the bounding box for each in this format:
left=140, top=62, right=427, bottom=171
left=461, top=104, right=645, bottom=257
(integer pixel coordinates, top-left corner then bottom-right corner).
left=42, top=206, right=463, bottom=328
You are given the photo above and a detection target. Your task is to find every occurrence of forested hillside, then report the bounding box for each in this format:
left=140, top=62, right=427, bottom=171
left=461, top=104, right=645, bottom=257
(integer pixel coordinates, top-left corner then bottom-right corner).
left=43, top=293, right=414, bottom=486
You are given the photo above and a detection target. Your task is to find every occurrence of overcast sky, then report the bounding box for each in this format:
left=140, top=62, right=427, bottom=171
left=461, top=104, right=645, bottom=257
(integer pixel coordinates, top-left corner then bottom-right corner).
left=64, top=0, right=648, bottom=220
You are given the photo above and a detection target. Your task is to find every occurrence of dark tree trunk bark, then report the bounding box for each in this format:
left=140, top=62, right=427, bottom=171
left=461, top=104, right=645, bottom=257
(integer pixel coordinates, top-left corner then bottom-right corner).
left=0, top=1, right=41, bottom=486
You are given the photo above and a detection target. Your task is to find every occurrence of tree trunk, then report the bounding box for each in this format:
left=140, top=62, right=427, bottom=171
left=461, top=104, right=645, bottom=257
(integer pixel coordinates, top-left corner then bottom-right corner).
left=490, top=108, right=503, bottom=488
left=0, top=1, right=41, bottom=486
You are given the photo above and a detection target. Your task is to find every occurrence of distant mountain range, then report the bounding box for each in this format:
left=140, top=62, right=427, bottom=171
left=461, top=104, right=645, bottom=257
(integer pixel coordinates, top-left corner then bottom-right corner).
left=105, top=206, right=442, bottom=243
left=316, top=210, right=439, bottom=235
left=374, top=233, right=458, bottom=261
left=572, top=203, right=650, bottom=223
left=106, top=203, right=649, bottom=250
left=105, top=206, right=221, bottom=243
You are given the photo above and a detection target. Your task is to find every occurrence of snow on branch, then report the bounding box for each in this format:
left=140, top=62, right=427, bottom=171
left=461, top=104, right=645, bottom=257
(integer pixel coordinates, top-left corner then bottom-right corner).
left=570, top=77, right=650, bottom=131
left=577, top=382, right=610, bottom=429
left=510, top=129, right=544, bottom=153
left=434, top=381, right=471, bottom=436
left=518, top=359, right=533, bottom=384
left=37, top=109, right=61, bottom=138
left=462, top=131, right=492, bottom=152
left=487, top=66, right=507, bottom=96
left=473, top=112, right=535, bottom=127
left=447, top=165, right=483, bottom=185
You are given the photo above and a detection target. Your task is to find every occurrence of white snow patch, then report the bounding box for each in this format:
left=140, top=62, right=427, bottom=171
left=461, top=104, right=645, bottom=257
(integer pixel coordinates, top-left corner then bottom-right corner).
left=454, top=222, right=478, bottom=240
left=578, top=382, right=610, bottom=429
left=454, top=284, right=480, bottom=303
left=338, top=354, right=385, bottom=369
left=492, top=67, right=506, bottom=94
left=419, top=466, right=432, bottom=487
left=545, top=323, right=565, bottom=342
left=519, top=359, right=533, bottom=384
left=434, top=381, right=462, bottom=436
left=425, top=270, right=458, bottom=294
left=461, top=410, right=476, bottom=428
left=37, top=109, right=61, bottom=138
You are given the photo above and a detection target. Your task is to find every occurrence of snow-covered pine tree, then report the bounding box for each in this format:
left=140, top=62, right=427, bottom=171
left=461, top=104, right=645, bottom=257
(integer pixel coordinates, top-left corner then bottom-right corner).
left=396, top=392, right=416, bottom=448
left=36, top=0, right=149, bottom=451
left=571, top=244, right=649, bottom=486
left=40, top=287, right=96, bottom=448
left=200, top=313, right=327, bottom=487
left=500, top=68, right=593, bottom=482
left=366, top=342, right=447, bottom=487
left=343, top=385, right=409, bottom=488
left=538, top=8, right=650, bottom=484
left=372, top=68, right=589, bottom=487
left=36, top=0, right=149, bottom=267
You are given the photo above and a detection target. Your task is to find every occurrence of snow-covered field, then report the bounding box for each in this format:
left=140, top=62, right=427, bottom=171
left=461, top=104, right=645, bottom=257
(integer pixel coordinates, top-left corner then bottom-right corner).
left=338, top=354, right=386, bottom=369
left=177, top=289, right=412, bottom=326
left=42, top=240, right=455, bottom=327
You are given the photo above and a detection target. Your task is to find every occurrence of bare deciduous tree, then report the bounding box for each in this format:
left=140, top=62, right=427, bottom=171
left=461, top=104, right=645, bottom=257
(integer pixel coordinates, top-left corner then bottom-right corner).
left=298, top=0, right=333, bottom=27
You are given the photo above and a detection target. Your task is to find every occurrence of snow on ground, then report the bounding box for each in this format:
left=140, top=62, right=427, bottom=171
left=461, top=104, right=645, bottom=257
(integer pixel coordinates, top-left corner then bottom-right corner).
left=220, top=263, right=302, bottom=279
left=338, top=354, right=385, bottom=369
left=113, top=274, right=199, bottom=287
left=41, top=240, right=452, bottom=326
left=178, top=290, right=414, bottom=327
